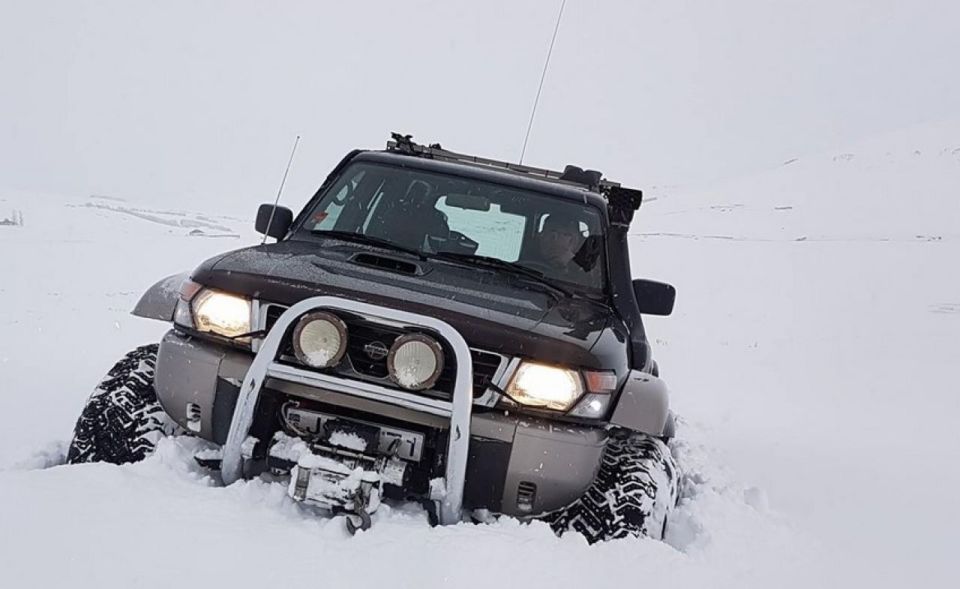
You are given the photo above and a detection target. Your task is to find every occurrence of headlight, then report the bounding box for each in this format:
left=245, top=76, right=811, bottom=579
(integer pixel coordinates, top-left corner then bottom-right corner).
left=388, top=333, right=444, bottom=390
left=505, top=362, right=584, bottom=411
left=190, top=289, right=251, bottom=338
left=292, top=312, right=348, bottom=368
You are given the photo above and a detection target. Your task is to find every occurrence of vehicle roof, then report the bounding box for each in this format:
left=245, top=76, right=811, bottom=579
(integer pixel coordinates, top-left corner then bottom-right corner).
left=353, top=151, right=611, bottom=212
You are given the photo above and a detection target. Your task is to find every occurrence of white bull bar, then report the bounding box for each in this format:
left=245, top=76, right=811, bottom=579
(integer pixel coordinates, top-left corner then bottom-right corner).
left=220, top=296, right=473, bottom=526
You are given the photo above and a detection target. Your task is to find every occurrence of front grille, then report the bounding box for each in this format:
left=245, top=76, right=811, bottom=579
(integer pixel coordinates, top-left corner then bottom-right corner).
left=344, top=319, right=403, bottom=380
left=262, top=304, right=504, bottom=398
left=265, top=304, right=286, bottom=329
left=433, top=349, right=503, bottom=398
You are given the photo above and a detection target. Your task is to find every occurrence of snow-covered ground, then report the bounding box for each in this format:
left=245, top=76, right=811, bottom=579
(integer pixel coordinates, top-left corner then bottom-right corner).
left=1, top=119, right=957, bottom=587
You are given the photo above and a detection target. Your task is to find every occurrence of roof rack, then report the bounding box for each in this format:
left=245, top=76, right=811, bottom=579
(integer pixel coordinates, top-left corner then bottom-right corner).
left=384, top=133, right=644, bottom=219
left=386, top=133, right=624, bottom=191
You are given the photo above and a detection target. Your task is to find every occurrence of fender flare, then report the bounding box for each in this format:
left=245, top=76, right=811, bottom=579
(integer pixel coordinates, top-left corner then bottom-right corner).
left=609, top=370, right=670, bottom=437
left=131, top=272, right=189, bottom=321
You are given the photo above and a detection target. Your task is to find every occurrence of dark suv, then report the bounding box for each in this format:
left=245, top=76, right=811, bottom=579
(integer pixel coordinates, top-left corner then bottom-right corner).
left=67, top=134, right=681, bottom=542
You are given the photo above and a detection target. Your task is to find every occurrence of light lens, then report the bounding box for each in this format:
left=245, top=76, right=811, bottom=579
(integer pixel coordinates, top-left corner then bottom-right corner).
left=568, top=393, right=612, bottom=419
left=583, top=370, right=618, bottom=393
left=388, top=334, right=444, bottom=390
left=174, top=280, right=203, bottom=329
left=505, top=362, right=583, bottom=411
left=192, top=289, right=251, bottom=338
left=292, top=312, right=347, bottom=368
left=173, top=298, right=194, bottom=328
left=179, top=279, right=203, bottom=301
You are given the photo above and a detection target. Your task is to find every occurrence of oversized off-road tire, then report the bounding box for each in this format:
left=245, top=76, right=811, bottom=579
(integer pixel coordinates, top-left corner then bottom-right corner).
left=67, top=344, right=175, bottom=465
left=546, top=432, right=681, bottom=543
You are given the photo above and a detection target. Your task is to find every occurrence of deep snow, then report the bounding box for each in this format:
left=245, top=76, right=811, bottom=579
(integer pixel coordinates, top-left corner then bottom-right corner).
left=1, top=119, right=958, bottom=587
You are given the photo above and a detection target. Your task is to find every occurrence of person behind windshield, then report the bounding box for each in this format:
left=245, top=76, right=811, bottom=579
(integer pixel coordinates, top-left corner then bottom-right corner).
left=532, top=213, right=584, bottom=279
left=368, top=179, right=450, bottom=251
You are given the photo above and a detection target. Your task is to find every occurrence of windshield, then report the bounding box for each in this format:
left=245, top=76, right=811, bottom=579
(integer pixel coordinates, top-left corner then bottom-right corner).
left=297, top=162, right=607, bottom=292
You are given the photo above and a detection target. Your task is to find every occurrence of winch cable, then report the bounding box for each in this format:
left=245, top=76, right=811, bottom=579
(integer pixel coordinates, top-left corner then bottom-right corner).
left=519, top=0, right=567, bottom=165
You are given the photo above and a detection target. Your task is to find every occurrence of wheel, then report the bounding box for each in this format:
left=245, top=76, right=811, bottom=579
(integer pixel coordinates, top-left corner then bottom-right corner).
left=545, top=432, right=681, bottom=544
left=66, top=344, right=176, bottom=465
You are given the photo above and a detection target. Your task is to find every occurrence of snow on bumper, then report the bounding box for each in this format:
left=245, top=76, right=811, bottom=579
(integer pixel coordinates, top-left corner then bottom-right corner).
left=220, top=296, right=474, bottom=526
left=269, top=432, right=407, bottom=514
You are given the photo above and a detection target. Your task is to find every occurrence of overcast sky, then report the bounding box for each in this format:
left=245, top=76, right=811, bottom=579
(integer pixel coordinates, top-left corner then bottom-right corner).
left=2, top=0, right=958, bottom=213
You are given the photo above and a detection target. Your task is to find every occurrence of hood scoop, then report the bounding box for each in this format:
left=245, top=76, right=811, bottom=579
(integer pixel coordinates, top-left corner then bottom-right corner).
left=350, top=252, right=424, bottom=276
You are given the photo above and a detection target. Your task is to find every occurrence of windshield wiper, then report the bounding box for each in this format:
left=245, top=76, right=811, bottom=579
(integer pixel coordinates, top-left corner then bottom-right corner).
left=310, top=230, right=426, bottom=260
left=429, top=252, right=575, bottom=299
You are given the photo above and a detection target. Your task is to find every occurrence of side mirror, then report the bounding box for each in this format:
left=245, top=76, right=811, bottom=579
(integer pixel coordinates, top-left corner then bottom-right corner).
left=632, top=279, right=676, bottom=316
left=255, top=204, right=293, bottom=239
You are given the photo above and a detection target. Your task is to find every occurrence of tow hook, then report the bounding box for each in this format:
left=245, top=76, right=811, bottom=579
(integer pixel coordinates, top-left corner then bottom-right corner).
left=344, top=497, right=372, bottom=535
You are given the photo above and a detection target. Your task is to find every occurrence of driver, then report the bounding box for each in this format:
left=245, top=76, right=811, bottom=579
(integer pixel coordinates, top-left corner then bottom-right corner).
left=376, top=179, right=449, bottom=251
left=533, top=213, right=584, bottom=278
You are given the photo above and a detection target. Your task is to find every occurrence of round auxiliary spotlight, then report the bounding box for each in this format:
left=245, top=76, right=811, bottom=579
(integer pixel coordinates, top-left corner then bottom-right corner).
left=292, top=312, right=348, bottom=369
left=387, top=333, right=444, bottom=390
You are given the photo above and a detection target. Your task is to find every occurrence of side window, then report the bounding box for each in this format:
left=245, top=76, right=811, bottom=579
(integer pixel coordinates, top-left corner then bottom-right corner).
left=436, top=197, right=527, bottom=261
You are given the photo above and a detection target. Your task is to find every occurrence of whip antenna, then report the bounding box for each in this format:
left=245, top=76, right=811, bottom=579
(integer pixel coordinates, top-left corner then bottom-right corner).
left=519, top=0, right=567, bottom=165
left=262, top=135, right=301, bottom=244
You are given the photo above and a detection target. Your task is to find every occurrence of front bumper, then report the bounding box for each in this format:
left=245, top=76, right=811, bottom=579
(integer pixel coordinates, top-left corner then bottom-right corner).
left=155, top=301, right=607, bottom=519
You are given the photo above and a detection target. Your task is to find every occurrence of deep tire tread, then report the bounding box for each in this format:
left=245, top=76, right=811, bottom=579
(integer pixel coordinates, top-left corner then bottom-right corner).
left=66, top=344, right=171, bottom=465
left=546, top=432, right=681, bottom=544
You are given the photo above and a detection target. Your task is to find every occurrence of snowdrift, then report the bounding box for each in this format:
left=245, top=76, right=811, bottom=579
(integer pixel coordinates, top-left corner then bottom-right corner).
left=1, top=119, right=957, bottom=587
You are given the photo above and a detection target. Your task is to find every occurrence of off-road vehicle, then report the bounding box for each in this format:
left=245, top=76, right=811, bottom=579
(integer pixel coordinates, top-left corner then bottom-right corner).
left=67, top=134, right=681, bottom=542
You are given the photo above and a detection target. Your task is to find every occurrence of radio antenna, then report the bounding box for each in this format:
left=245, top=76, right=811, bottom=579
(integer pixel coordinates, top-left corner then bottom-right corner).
left=262, top=135, right=301, bottom=244
left=519, top=0, right=567, bottom=165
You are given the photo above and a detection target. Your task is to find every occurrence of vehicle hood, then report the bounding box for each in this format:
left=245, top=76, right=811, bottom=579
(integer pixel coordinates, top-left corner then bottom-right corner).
left=190, top=240, right=624, bottom=367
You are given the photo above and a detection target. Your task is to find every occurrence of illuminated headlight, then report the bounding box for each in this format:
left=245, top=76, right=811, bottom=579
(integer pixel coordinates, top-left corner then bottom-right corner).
left=388, top=333, right=444, bottom=390
left=292, top=312, right=348, bottom=368
left=505, top=362, right=584, bottom=411
left=190, top=288, right=251, bottom=338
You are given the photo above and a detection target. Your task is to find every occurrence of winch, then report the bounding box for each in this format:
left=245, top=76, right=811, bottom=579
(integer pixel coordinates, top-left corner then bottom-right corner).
left=272, top=391, right=442, bottom=533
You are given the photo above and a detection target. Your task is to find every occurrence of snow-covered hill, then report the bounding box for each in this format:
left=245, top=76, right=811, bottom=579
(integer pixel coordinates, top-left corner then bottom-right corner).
left=635, top=117, right=960, bottom=587
left=1, top=120, right=957, bottom=587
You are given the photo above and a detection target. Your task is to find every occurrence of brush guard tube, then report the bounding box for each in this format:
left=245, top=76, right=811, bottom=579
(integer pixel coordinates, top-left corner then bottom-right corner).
left=220, top=296, right=473, bottom=526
